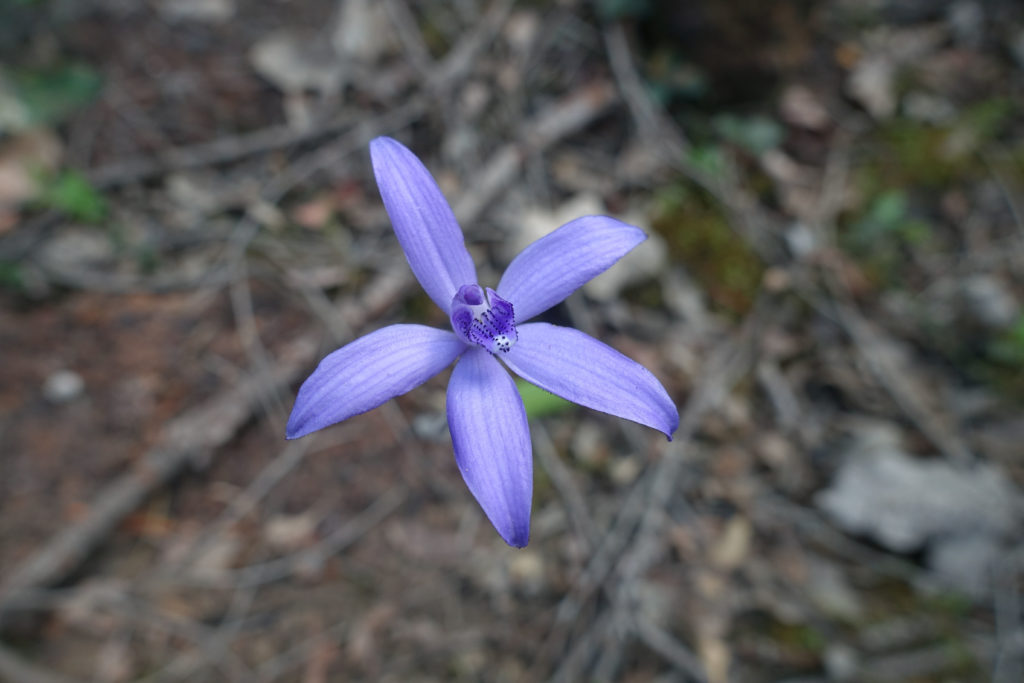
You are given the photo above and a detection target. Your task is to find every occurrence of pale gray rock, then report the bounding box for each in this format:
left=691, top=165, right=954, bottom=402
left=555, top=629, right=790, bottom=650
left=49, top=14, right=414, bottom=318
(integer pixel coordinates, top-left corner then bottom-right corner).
left=824, top=643, right=861, bottom=682
left=331, top=0, right=395, bottom=63
left=411, top=411, right=449, bottom=443
left=816, top=423, right=1022, bottom=553
left=40, top=229, right=113, bottom=271
left=249, top=31, right=345, bottom=96
left=962, top=274, right=1019, bottom=329
left=928, top=533, right=1002, bottom=597
left=44, top=370, right=85, bottom=403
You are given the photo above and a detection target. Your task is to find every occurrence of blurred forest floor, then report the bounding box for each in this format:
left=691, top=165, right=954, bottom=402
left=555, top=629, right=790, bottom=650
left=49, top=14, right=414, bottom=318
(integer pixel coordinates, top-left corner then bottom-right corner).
left=1, top=0, right=1024, bottom=681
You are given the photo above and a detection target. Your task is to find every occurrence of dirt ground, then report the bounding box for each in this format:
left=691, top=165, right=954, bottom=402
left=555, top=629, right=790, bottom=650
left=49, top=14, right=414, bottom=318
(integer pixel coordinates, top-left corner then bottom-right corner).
left=1, top=1, right=1023, bottom=681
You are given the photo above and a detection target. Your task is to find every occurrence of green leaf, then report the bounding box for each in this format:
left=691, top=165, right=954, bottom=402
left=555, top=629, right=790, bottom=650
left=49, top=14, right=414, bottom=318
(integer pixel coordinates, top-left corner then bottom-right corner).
left=712, top=113, right=783, bottom=155
left=516, top=379, right=573, bottom=419
left=868, top=190, right=908, bottom=228
left=848, top=189, right=910, bottom=245
left=989, top=316, right=1024, bottom=366
left=0, top=261, right=22, bottom=291
left=12, top=63, right=102, bottom=126
left=40, top=170, right=107, bottom=222
left=961, top=97, right=1013, bottom=143
left=687, top=144, right=725, bottom=178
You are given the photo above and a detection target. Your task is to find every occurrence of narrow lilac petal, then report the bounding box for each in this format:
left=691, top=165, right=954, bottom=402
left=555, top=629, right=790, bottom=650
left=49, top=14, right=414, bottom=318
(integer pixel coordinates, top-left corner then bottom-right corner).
left=370, top=137, right=477, bottom=313
left=503, top=323, right=678, bottom=438
left=496, top=216, right=646, bottom=322
left=447, top=347, right=532, bottom=547
left=287, top=325, right=465, bottom=439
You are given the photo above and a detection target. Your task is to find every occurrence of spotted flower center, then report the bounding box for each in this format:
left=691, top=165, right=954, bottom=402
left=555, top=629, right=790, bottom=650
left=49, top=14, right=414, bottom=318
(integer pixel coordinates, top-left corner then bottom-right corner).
left=450, top=284, right=518, bottom=354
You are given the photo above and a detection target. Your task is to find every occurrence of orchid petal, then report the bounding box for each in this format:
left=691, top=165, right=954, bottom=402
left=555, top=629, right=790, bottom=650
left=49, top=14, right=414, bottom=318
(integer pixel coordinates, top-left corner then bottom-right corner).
left=447, top=347, right=532, bottom=547
left=503, top=323, right=678, bottom=438
left=496, top=216, right=646, bottom=322
left=287, top=325, right=465, bottom=439
left=370, top=137, right=477, bottom=313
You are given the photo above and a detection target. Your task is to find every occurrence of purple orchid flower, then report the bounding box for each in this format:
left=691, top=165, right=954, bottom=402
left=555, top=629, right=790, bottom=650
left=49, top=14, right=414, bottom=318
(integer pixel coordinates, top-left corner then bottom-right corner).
left=286, top=136, right=678, bottom=547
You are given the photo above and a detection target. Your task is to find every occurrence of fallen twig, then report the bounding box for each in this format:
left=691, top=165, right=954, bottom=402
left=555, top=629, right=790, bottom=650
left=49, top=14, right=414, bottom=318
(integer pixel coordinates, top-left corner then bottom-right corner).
left=0, top=269, right=408, bottom=625
left=0, top=333, right=315, bottom=625
left=452, top=80, right=617, bottom=224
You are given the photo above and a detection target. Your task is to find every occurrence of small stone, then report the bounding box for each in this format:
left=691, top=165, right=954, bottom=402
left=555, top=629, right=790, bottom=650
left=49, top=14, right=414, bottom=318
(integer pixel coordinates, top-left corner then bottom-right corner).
left=40, top=229, right=113, bottom=270
left=779, top=84, right=830, bottom=130
left=411, top=412, right=448, bottom=443
left=816, top=423, right=1023, bottom=553
left=762, top=267, right=791, bottom=293
left=847, top=55, right=896, bottom=119
left=785, top=221, right=817, bottom=259
left=755, top=432, right=796, bottom=469
left=43, top=369, right=84, bottom=403
left=250, top=31, right=345, bottom=95
left=845, top=26, right=945, bottom=120
left=504, top=11, right=539, bottom=53
left=331, top=0, right=395, bottom=62
left=570, top=421, right=606, bottom=468
left=264, top=513, right=317, bottom=552
left=508, top=550, right=546, bottom=596
left=824, top=643, right=860, bottom=682
left=0, top=128, right=62, bottom=206
left=709, top=516, right=752, bottom=570
left=962, top=275, right=1018, bottom=328
left=188, top=533, right=240, bottom=580
left=609, top=455, right=641, bottom=487
left=459, top=81, right=490, bottom=119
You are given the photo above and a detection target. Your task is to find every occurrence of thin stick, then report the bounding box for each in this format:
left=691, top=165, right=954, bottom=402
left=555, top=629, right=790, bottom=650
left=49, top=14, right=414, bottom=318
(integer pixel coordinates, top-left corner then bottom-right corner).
left=0, top=268, right=406, bottom=622
left=532, top=423, right=599, bottom=548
